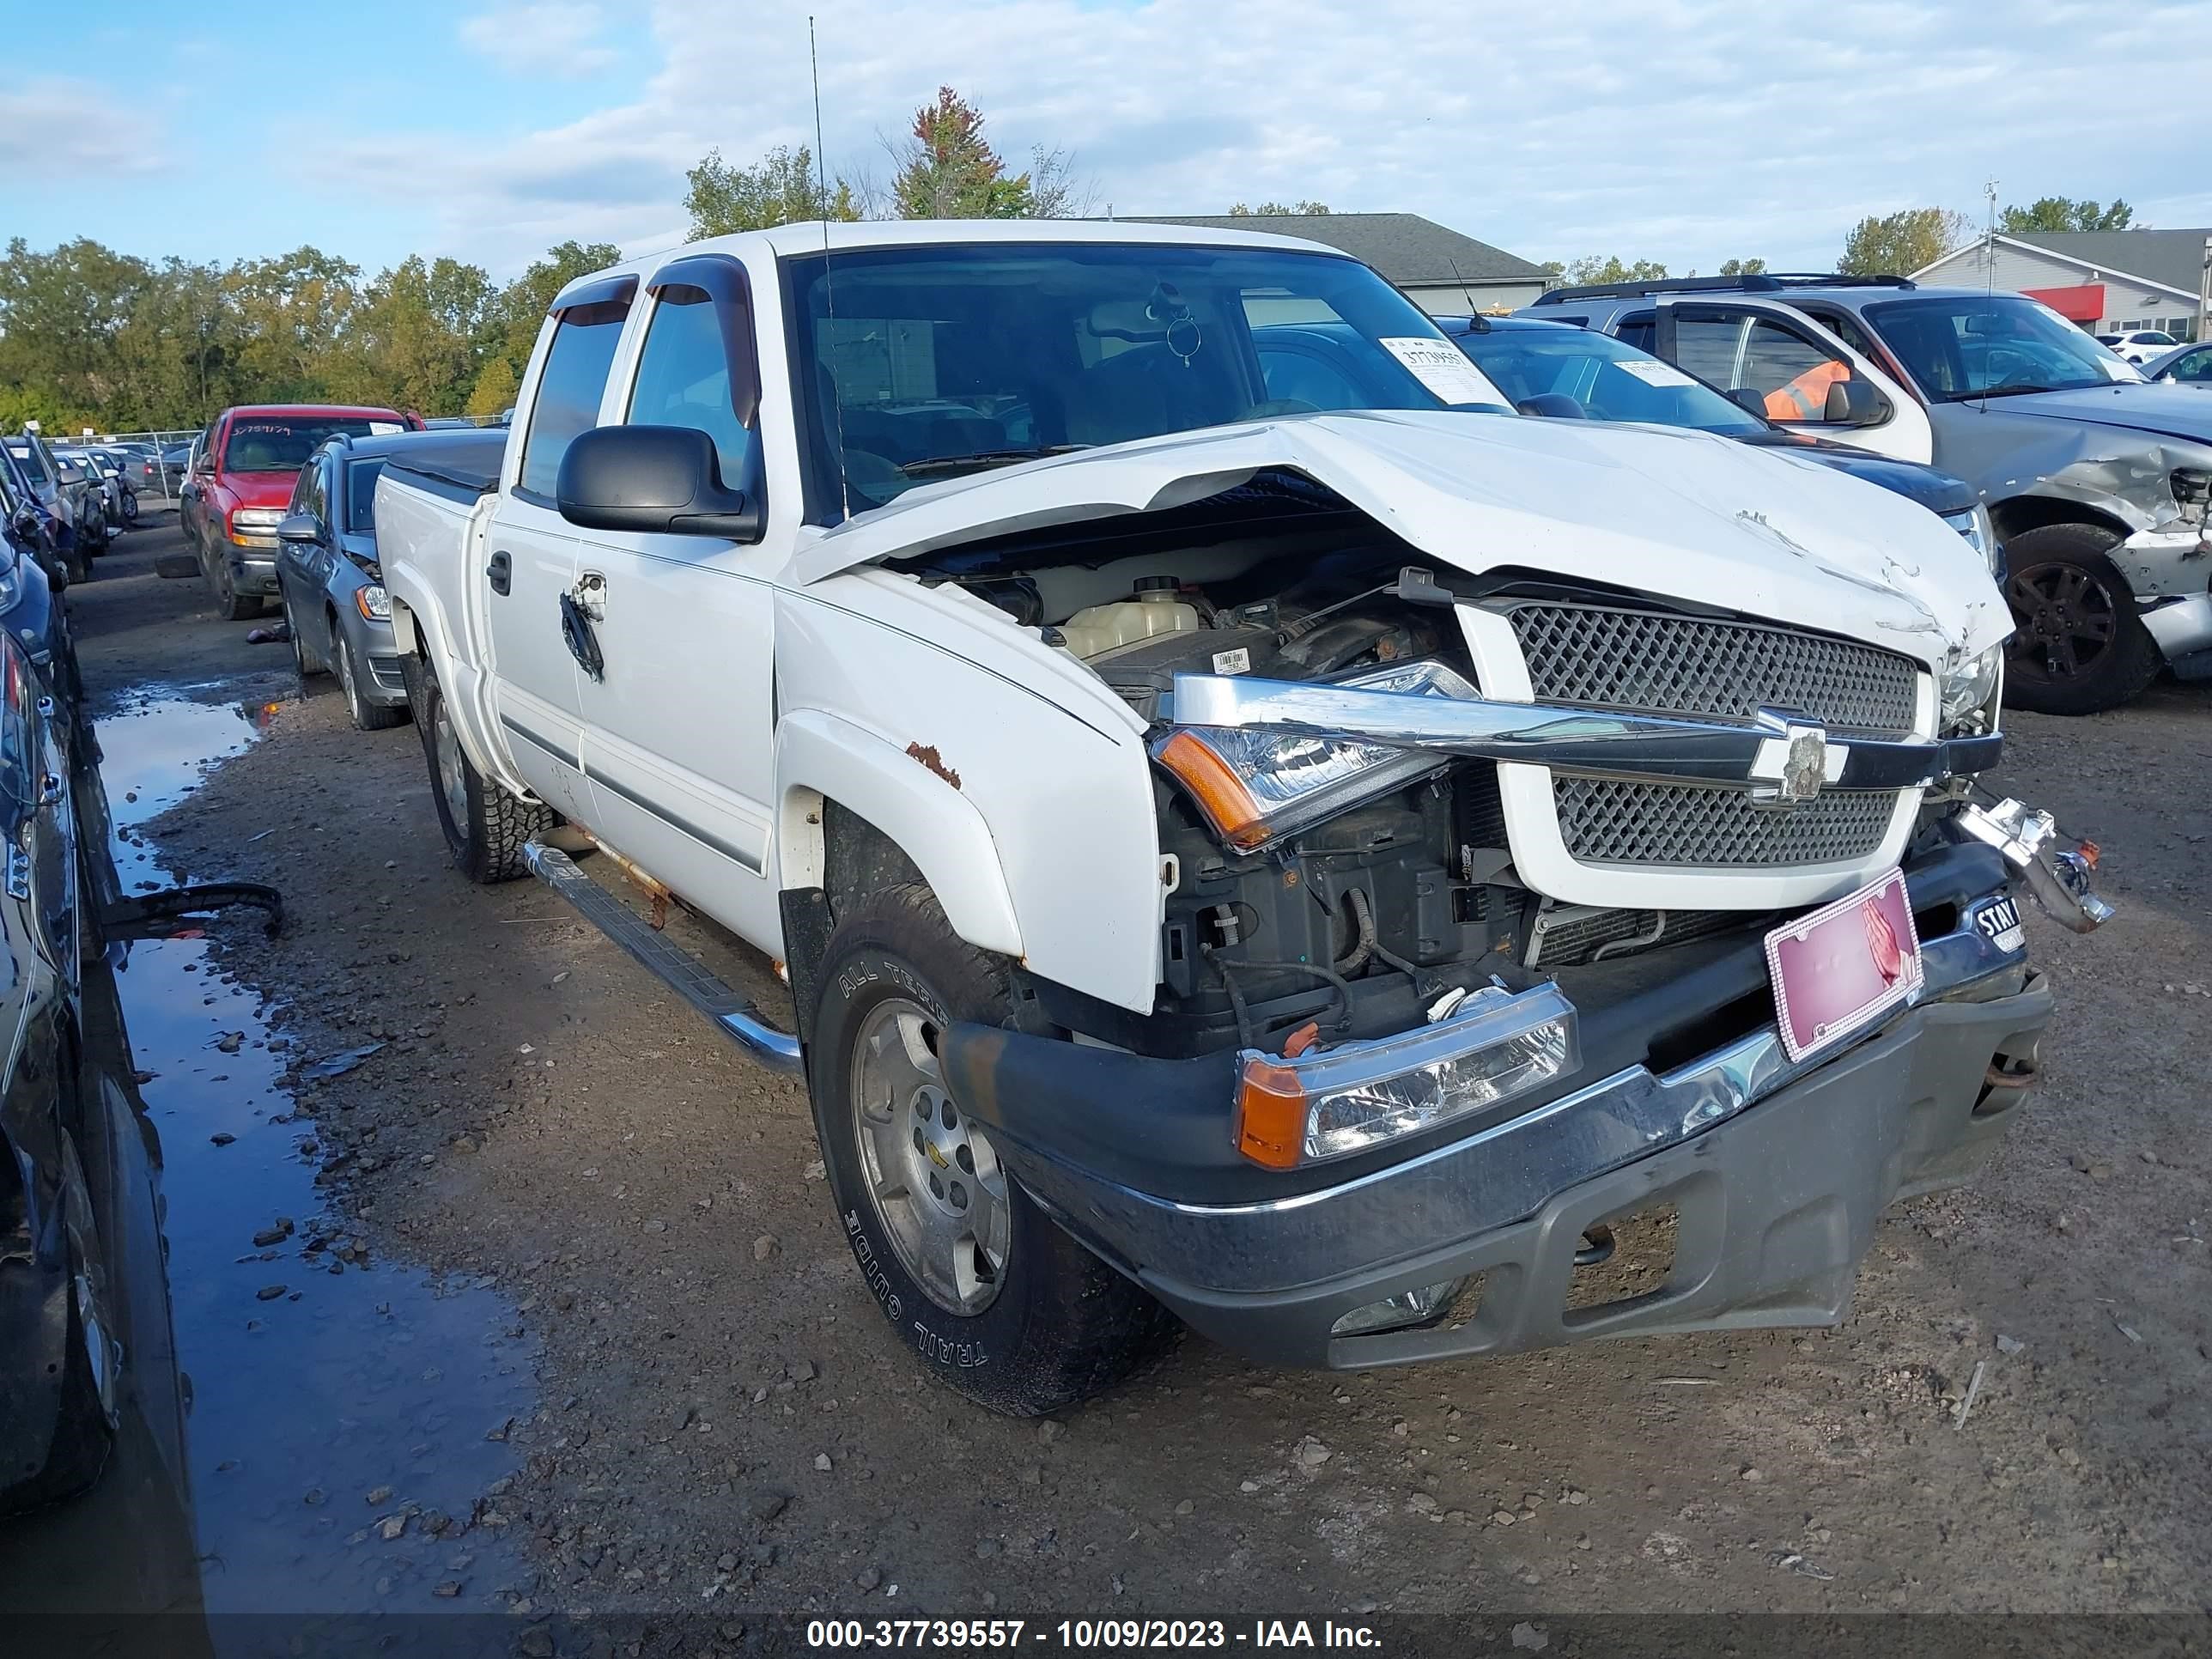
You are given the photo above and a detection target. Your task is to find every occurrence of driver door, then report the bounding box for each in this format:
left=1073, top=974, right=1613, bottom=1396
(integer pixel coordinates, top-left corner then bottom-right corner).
left=1656, top=297, right=1932, bottom=463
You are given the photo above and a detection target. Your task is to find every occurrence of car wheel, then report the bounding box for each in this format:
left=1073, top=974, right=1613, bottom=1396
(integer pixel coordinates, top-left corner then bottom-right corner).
left=1, top=1252, right=115, bottom=1515
left=287, top=598, right=326, bottom=683
left=404, top=653, right=551, bottom=881
left=2002, top=523, right=2160, bottom=715
left=118, top=492, right=138, bottom=526
left=810, top=884, right=1178, bottom=1415
left=335, top=631, right=405, bottom=732
left=211, top=551, right=260, bottom=623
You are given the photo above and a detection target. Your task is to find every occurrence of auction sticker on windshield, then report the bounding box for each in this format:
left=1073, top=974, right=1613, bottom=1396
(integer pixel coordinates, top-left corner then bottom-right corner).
left=1614, top=358, right=1697, bottom=387
left=1765, top=867, right=1922, bottom=1063
left=1381, top=337, right=1508, bottom=407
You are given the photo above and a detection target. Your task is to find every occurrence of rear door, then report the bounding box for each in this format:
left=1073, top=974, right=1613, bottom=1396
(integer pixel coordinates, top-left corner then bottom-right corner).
left=483, top=276, right=638, bottom=822
left=566, top=254, right=781, bottom=947
left=1656, top=296, right=1933, bottom=462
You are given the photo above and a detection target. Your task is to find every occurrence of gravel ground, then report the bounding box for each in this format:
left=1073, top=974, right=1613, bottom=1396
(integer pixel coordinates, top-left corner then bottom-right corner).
left=59, top=520, right=2212, bottom=1626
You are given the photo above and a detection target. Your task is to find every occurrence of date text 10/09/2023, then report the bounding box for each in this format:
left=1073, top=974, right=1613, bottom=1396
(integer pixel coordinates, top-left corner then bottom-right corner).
left=804, top=1620, right=1383, bottom=1650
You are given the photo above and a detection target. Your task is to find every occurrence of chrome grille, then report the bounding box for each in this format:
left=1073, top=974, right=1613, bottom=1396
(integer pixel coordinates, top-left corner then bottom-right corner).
left=1553, top=777, right=1896, bottom=868
left=1507, top=602, right=1918, bottom=738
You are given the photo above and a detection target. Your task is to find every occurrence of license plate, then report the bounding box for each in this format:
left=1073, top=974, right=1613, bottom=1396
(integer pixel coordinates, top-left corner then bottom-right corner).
left=1765, top=868, right=1923, bottom=1064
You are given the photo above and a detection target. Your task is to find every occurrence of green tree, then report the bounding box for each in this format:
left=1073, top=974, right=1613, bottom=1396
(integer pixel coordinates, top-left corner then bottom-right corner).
left=684, top=144, right=859, bottom=238
left=1838, top=208, right=1971, bottom=276
left=892, top=87, right=1034, bottom=219
left=1542, top=255, right=1669, bottom=285
left=465, top=355, right=520, bottom=419
left=1230, top=201, right=1331, bottom=216
left=336, top=254, right=495, bottom=416
left=0, top=236, right=155, bottom=424
left=2000, top=196, right=2135, bottom=234
left=483, top=239, right=624, bottom=390
left=1719, top=257, right=1768, bottom=276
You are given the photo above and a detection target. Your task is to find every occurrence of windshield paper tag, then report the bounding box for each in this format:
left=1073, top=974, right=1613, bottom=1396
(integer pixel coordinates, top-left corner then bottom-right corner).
left=1382, top=337, right=1508, bottom=408
left=1615, top=358, right=1697, bottom=388
left=368, top=422, right=403, bottom=435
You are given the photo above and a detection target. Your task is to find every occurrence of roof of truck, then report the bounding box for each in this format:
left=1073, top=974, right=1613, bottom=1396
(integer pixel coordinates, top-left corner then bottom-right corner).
left=552, top=217, right=1340, bottom=309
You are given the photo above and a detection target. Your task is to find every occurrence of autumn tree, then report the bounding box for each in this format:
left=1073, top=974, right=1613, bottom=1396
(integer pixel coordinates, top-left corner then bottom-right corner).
left=1543, top=255, right=1669, bottom=285
left=891, top=88, right=1039, bottom=219
left=684, top=145, right=859, bottom=238
left=1838, top=209, right=1971, bottom=277
left=2001, top=197, right=2135, bottom=234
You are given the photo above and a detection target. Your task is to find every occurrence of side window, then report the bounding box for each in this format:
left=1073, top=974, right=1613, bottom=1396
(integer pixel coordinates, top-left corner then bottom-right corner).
left=1675, top=314, right=1850, bottom=420
left=1614, top=313, right=1656, bottom=353
left=519, top=298, right=631, bottom=499
left=627, top=286, right=753, bottom=487
left=1811, top=307, right=1881, bottom=363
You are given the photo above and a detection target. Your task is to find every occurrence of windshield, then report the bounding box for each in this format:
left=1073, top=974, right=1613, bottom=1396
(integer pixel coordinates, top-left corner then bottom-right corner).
left=6, top=442, right=50, bottom=484
left=1866, top=295, right=2144, bottom=400
left=1453, top=324, right=1767, bottom=434
left=783, top=242, right=1510, bottom=520
left=223, top=417, right=397, bottom=472
left=343, top=459, right=387, bottom=532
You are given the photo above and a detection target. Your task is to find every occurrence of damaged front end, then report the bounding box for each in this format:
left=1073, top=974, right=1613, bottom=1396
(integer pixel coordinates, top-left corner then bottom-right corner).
left=922, top=512, right=2107, bottom=1364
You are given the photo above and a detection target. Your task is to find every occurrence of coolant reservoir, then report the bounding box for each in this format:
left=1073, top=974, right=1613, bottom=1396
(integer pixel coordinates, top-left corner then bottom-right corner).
left=1058, top=579, right=1200, bottom=661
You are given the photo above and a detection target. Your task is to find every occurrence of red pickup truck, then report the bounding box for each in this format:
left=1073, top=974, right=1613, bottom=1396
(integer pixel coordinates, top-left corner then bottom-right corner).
left=183, top=404, right=419, bottom=618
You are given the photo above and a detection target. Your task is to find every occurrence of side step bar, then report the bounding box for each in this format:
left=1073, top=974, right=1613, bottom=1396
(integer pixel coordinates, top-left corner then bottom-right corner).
left=521, top=842, right=804, bottom=1074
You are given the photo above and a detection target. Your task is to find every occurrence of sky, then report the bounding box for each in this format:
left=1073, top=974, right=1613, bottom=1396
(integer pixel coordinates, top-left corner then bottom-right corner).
left=5, top=0, right=2212, bottom=283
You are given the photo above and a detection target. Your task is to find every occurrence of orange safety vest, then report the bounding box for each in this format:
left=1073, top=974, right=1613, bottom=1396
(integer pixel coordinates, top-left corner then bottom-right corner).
left=1764, top=359, right=1850, bottom=422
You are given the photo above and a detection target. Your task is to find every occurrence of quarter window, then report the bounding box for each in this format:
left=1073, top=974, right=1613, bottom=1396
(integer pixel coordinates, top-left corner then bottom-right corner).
left=520, top=298, right=632, bottom=499
left=627, top=287, right=754, bottom=489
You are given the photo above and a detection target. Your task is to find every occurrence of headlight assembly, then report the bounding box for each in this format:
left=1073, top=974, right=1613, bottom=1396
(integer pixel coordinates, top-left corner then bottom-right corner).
left=356, top=583, right=391, bottom=621
left=1153, top=659, right=1472, bottom=850
left=1941, top=502, right=2002, bottom=578
left=1940, top=641, right=2005, bottom=735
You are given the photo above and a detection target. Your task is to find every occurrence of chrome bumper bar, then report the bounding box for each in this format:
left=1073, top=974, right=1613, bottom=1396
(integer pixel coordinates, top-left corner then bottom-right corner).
left=1170, top=671, right=1998, bottom=794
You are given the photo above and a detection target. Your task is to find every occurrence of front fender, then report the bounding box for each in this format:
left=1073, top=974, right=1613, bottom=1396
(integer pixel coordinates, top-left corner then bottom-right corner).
left=774, top=708, right=1024, bottom=959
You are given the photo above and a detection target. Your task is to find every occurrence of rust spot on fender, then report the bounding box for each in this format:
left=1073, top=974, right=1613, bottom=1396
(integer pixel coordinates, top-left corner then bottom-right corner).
left=905, top=742, right=962, bottom=791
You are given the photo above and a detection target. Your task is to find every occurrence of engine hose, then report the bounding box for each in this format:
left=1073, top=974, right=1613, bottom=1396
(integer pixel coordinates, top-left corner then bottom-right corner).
left=1200, top=945, right=1257, bottom=1052
left=1335, top=885, right=1378, bottom=975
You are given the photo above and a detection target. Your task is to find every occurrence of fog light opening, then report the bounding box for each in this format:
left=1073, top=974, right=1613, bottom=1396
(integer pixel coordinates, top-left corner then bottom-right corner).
left=1331, top=1272, right=1486, bottom=1339
left=1564, top=1203, right=1678, bottom=1316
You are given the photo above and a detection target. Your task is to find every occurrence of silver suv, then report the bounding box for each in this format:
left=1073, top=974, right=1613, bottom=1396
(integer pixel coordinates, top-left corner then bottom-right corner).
left=1516, top=274, right=2212, bottom=714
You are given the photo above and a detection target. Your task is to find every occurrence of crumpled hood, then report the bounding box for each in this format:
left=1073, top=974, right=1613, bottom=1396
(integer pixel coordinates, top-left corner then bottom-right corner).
left=1996, top=382, right=2212, bottom=447
left=795, top=410, right=2008, bottom=671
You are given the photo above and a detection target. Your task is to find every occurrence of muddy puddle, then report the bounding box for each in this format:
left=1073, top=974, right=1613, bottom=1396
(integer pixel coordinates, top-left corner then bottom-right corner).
left=3, top=692, right=539, bottom=1647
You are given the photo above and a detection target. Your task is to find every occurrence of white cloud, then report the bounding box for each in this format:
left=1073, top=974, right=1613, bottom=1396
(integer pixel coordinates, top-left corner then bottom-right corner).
left=343, top=0, right=2212, bottom=276
left=459, top=2, right=617, bottom=78
left=0, top=77, right=167, bottom=173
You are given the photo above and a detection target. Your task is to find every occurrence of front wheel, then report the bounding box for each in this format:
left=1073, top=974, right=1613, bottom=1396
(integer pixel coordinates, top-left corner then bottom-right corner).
left=210, top=548, right=261, bottom=622
left=2002, top=523, right=2160, bottom=715
left=811, top=884, right=1177, bottom=1415
left=402, top=653, right=551, bottom=882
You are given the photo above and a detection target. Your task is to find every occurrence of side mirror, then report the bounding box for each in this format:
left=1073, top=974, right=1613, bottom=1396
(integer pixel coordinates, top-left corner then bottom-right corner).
left=1515, top=392, right=1589, bottom=420
left=1727, top=387, right=1768, bottom=416
left=1822, top=377, right=1891, bottom=427
left=556, top=424, right=762, bottom=542
left=277, top=513, right=321, bottom=544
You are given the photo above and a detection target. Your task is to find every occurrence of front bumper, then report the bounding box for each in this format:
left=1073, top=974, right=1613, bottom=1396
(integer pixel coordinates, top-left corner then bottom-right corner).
left=225, top=551, right=278, bottom=594
left=947, top=848, right=2070, bottom=1370
left=2142, top=590, right=2212, bottom=665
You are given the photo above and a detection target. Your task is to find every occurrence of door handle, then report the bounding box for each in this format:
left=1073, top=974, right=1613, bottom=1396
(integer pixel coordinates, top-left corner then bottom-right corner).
left=487, top=550, right=512, bottom=596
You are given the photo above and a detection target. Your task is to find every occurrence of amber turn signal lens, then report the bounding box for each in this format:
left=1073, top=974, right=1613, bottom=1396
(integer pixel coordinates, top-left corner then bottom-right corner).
left=1154, top=731, right=1268, bottom=849
left=1234, top=1056, right=1307, bottom=1170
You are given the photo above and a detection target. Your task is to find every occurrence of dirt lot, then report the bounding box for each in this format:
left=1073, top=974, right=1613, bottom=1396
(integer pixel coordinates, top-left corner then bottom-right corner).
left=52, top=520, right=2212, bottom=1632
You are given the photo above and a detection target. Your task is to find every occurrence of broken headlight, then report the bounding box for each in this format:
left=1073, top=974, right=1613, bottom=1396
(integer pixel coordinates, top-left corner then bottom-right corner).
left=1940, top=502, right=2001, bottom=578
left=1152, top=659, right=1472, bottom=850
left=1940, top=641, right=2005, bottom=735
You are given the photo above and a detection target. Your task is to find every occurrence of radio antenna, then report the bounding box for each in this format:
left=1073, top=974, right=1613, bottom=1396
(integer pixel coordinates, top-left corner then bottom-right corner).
left=810, top=14, right=852, bottom=521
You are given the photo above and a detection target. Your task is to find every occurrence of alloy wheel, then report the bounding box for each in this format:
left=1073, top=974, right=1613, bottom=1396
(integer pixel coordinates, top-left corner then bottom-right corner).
left=2006, top=562, right=2118, bottom=684
left=432, top=696, right=470, bottom=830
left=848, top=996, right=1012, bottom=1316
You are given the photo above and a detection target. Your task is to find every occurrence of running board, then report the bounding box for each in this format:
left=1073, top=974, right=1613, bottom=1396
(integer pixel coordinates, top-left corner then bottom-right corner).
left=521, top=842, right=805, bottom=1074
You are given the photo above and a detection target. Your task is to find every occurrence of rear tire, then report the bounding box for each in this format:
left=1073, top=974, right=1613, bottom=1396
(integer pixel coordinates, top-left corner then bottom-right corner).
left=810, top=884, right=1178, bottom=1415
left=2002, top=524, right=2160, bottom=715
left=404, top=653, right=551, bottom=882
left=2, top=1265, right=114, bottom=1515
left=335, top=632, right=405, bottom=732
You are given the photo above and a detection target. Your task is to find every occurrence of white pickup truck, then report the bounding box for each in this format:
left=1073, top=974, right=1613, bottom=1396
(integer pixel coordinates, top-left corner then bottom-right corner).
left=376, top=220, right=2109, bottom=1414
